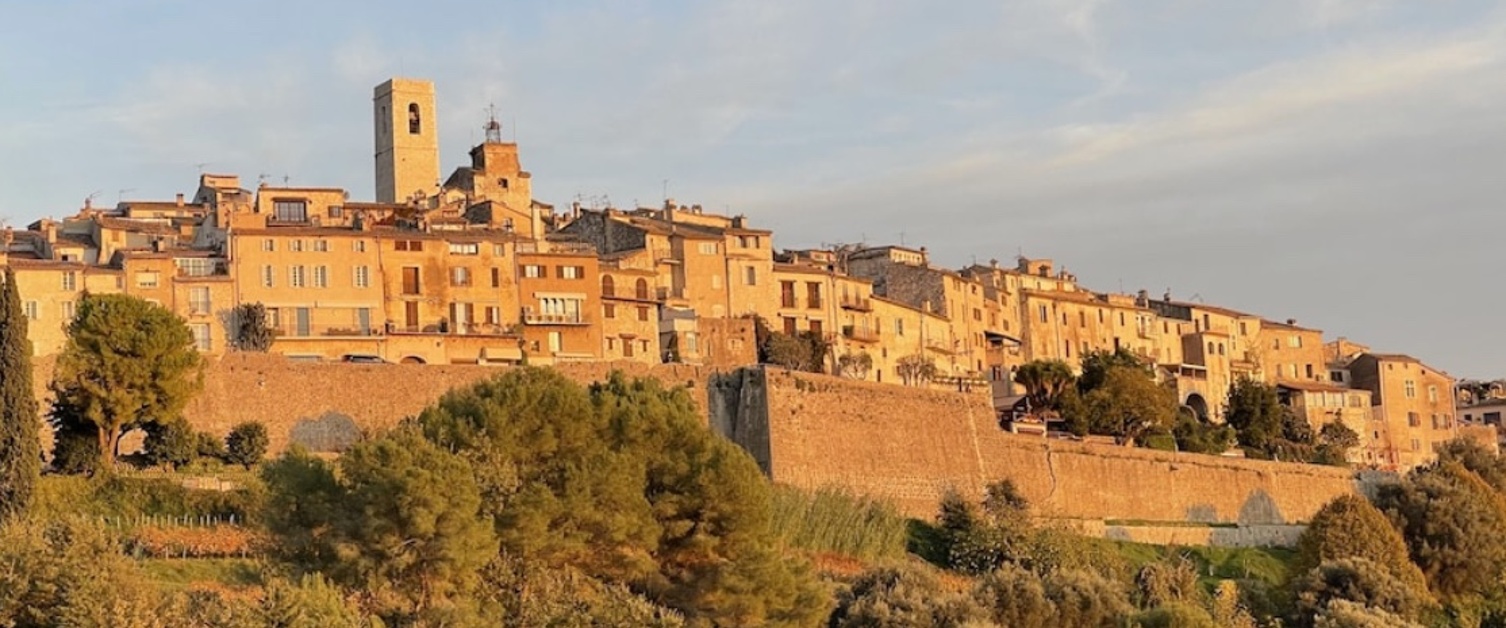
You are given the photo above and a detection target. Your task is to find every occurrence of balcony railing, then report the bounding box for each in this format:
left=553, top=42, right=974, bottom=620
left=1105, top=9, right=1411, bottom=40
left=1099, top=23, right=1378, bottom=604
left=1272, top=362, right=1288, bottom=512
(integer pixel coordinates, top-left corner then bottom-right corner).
left=175, top=260, right=229, bottom=277
left=841, top=325, right=880, bottom=343
left=521, top=309, right=589, bottom=326
left=840, top=295, right=873, bottom=311
left=272, top=324, right=379, bottom=338
left=925, top=338, right=956, bottom=354
left=387, top=322, right=519, bottom=336
left=656, top=287, right=687, bottom=301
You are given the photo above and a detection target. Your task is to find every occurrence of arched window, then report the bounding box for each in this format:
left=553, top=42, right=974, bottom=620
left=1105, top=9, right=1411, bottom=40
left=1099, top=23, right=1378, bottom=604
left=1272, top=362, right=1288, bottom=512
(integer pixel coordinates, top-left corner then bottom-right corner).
left=635, top=278, right=649, bottom=300
left=601, top=275, right=615, bottom=297
left=408, top=103, right=421, bottom=134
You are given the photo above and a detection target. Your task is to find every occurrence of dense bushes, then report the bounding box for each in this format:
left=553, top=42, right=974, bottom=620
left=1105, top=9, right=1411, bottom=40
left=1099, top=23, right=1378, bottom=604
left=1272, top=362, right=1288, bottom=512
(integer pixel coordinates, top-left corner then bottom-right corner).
left=260, top=368, right=827, bottom=626
left=770, top=485, right=909, bottom=561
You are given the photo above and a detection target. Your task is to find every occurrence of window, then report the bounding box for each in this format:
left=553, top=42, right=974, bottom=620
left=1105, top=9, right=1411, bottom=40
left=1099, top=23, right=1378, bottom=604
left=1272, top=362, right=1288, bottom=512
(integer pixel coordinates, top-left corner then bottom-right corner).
left=484, top=306, right=500, bottom=326
left=289, top=239, right=304, bottom=252
left=408, top=103, right=421, bottom=134
left=449, top=242, right=479, bottom=256
left=635, top=279, right=649, bottom=300
left=1428, top=386, right=1438, bottom=403
left=897, top=319, right=905, bottom=336
left=1305, top=363, right=1314, bottom=378
left=24, top=301, right=38, bottom=320
left=1405, top=380, right=1416, bottom=399
left=711, top=274, right=722, bottom=290
left=743, top=266, right=756, bottom=286
left=1065, top=341, right=1072, bottom=358
left=1411, top=438, right=1420, bottom=452
left=783, top=317, right=797, bottom=335
left=191, top=323, right=211, bottom=352
left=1039, top=305, right=1048, bottom=323
left=261, top=265, right=274, bottom=287
left=601, top=275, right=615, bottom=296
left=354, top=266, right=370, bottom=288
left=491, top=268, right=502, bottom=288
left=781, top=281, right=796, bottom=308
left=493, top=244, right=505, bottom=257
left=135, top=271, right=160, bottom=288
left=394, top=240, right=424, bottom=252
left=401, top=267, right=420, bottom=295
left=61, top=271, right=77, bottom=291
left=558, top=265, right=583, bottom=280
left=189, top=287, right=211, bottom=315
left=806, top=282, right=821, bottom=309
left=313, top=239, right=328, bottom=252
left=973, top=308, right=981, bottom=322
left=523, top=265, right=544, bottom=278
left=451, top=267, right=472, bottom=287
left=637, top=306, right=650, bottom=322
left=262, top=239, right=275, bottom=252
left=354, top=240, right=366, bottom=253
left=1289, top=335, right=1302, bottom=348
left=290, top=266, right=306, bottom=288
left=698, top=242, right=718, bottom=255
left=604, top=303, right=616, bottom=319
left=272, top=200, right=308, bottom=223
left=1407, top=412, right=1420, bottom=427
left=328, top=206, right=343, bottom=219
left=61, top=301, right=75, bottom=321
left=1272, top=338, right=1280, bottom=349
left=313, top=265, right=329, bottom=288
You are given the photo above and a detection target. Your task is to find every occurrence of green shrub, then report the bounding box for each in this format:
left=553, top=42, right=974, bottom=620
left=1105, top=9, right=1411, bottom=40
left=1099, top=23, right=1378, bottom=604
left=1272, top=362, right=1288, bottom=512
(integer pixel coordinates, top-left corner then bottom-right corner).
left=974, top=564, right=1054, bottom=627
left=226, top=422, right=269, bottom=469
left=830, top=564, right=985, bottom=627
left=1135, top=602, right=1219, bottom=628
left=1292, top=558, right=1436, bottom=626
left=769, top=485, right=908, bottom=561
left=142, top=420, right=198, bottom=469
left=32, top=475, right=263, bottom=523
left=1313, top=599, right=1423, bottom=628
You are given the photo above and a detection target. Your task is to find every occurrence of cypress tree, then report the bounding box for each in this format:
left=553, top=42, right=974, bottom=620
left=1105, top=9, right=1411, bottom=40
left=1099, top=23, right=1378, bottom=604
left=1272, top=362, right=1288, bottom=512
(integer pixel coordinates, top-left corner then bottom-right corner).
left=0, top=266, right=41, bottom=523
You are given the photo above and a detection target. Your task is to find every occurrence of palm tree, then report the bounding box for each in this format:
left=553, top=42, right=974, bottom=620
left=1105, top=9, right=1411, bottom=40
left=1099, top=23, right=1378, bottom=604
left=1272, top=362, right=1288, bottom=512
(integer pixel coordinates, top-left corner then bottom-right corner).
left=1013, top=360, right=1076, bottom=412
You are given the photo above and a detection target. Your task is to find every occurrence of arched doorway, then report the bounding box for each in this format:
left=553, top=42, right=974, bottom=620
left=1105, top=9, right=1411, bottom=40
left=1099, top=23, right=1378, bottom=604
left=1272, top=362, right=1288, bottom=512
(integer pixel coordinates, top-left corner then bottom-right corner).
left=1185, top=393, right=1210, bottom=422
left=400, top=356, right=426, bottom=365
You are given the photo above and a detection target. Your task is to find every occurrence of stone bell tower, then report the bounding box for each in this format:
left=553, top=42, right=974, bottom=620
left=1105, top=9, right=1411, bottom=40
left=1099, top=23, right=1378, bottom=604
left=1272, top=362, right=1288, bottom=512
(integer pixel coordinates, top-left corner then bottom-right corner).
left=373, top=78, right=439, bottom=203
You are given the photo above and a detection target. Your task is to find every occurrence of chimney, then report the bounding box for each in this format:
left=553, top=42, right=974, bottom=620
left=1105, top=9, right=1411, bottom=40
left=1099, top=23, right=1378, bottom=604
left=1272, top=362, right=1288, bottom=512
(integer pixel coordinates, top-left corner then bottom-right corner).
left=176, top=193, right=185, bottom=207
left=1286, top=318, right=1297, bottom=326
left=43, top=221, right=57, bottom=245
left=83, top=197, right=92, bottom=211
left=989, top=258, right=999, bottom=269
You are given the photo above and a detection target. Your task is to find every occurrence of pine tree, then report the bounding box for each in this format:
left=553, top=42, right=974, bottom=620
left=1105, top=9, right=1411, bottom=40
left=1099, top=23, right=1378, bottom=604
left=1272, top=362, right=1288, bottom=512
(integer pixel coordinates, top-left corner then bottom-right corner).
left=0, top=267, right=41, bottom=523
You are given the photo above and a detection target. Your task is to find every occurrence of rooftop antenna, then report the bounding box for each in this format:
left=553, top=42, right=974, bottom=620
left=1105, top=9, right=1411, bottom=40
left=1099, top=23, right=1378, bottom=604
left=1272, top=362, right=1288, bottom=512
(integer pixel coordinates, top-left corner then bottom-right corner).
left=282, top=174, right=291, bottom=186
left=662, top=179, right=669, bottom=202
left=85, top=190, right=102, bottom=207
left=116, top=188, right=135, bottom=203
left=483, top=104, right=502, bottom=143
left=899, top=231, right=906, bottom=246
left=194, top=162, right=211, bottom=174
left=257, top=173, right=271, bottom=187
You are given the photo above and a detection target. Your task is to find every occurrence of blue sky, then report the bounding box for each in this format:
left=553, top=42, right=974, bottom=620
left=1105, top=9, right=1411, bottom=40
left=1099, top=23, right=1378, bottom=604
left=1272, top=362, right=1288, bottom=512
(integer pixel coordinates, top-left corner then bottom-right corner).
left=4, top=0, right=1506, bottom=377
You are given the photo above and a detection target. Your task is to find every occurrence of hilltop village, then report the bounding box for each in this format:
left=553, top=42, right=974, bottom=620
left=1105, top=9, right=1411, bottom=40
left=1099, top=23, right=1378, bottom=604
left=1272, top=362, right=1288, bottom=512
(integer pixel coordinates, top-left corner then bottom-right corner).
left=0, top=78, right=1485, bottom=473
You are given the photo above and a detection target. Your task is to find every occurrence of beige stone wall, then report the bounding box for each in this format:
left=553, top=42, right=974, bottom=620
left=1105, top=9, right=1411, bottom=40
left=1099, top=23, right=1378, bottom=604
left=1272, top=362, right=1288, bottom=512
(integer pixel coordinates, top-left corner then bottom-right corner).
left=32, top=354, right=718, bottom=455
left=734, top=369, right=1364, bottom=523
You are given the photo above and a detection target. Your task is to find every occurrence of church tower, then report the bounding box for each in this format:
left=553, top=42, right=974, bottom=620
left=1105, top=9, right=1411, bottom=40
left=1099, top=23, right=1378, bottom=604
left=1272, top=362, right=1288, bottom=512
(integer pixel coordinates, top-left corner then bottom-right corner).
left=373, top=78, right=439, bottom=204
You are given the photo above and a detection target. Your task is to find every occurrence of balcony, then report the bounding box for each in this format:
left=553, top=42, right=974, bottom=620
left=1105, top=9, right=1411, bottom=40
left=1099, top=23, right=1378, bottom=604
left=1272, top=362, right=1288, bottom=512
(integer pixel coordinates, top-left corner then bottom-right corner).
left=387, top=322, right=519, bottom=336
left=842, top=325, right=880, bottom=343
left=272, top=324, right=380, bottom=339
left=840, top=295, right=873, bottom=311
left=174, top=259, right=229, bottom=277
left=925, top=338, right=957, bottom=355
left=521, top=308, right=589, bottom=326
left=656, top=286, right=687, bottom=301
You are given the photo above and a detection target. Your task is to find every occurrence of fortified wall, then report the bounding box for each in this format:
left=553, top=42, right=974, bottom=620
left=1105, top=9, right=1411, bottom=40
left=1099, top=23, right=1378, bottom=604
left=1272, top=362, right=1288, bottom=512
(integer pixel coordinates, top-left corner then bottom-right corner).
left=32, top=354, right=716, bottom=454
left=709, top=367, right=1380, bottom=541
left=32, top=356, right=1382, bottom=545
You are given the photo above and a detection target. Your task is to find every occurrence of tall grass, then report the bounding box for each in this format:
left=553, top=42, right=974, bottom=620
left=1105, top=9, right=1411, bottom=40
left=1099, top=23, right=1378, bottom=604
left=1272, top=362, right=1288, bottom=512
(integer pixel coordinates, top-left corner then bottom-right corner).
left=769, top=485, right=909, bottom=561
